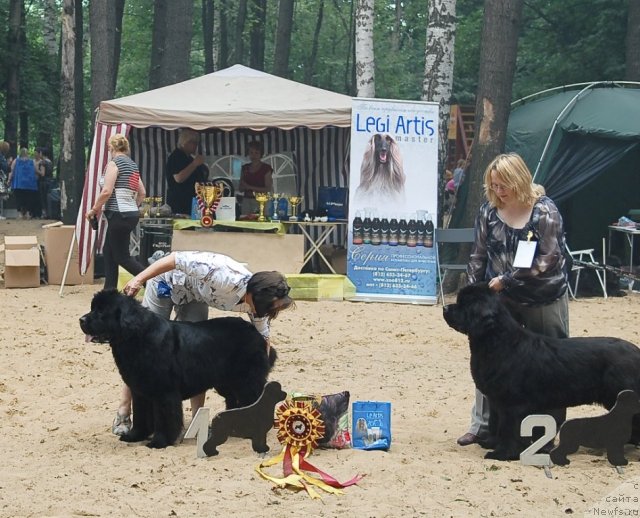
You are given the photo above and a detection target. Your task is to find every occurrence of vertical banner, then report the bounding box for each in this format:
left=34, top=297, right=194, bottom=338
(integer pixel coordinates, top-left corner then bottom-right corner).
left=347, top=98, right=439, bottom=304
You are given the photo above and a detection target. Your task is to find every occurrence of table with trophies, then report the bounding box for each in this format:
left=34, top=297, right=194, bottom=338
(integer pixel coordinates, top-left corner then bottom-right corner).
left=174, top=185, right=305, bottom=273
left=265, top=193, right=347, bottom=275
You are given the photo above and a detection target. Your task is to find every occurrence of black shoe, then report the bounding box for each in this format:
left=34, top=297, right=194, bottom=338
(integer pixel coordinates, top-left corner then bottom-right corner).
left=457, top=432, right=480, bottom=446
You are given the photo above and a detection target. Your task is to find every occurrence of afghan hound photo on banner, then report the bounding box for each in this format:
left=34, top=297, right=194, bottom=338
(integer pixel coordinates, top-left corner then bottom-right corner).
left=354, top=133, right=406, bottom=206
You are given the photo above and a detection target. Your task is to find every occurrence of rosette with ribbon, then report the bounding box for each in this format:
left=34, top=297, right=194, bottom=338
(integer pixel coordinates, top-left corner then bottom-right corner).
left=256, top=398, right=363, bottom=499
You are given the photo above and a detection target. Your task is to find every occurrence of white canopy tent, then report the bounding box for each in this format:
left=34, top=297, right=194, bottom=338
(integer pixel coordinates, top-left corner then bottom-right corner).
left=76, top=65, right=353, bottom=274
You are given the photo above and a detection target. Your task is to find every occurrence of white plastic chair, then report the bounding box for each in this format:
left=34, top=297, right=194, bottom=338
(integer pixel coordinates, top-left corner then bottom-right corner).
left=566, top=245, right=607, bottom=299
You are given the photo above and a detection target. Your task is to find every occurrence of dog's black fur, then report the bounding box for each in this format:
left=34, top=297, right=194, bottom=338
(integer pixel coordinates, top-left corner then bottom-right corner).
left=80, top=289, right=277, bottom=449
left=443, top=282, right=640, bottom=461
left=203, top=381, right=287, bottom=456
left=550, top=390, right=640, bottom=466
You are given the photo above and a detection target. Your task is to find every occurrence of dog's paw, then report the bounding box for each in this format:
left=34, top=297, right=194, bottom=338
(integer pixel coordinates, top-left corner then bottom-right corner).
left=119, top=430, right=148, bottom=443
left=146, top=439, right=170, bottom=449
left=484, top=449, right=519, bottom=461
left=477, top=435, right=498, bottom=450
left=550, top=453, right=570, bottom=466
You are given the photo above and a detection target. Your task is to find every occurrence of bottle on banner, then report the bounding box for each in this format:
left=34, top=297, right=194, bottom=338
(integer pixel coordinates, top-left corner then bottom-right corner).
left=371, top=213, right=381, bottom=245
left=407, top=215, right=417, bottom=247
left=424, top=215, right=434, bottom=248
left=352, top=211, right=364, bottom=245
left=380, top=215, right=390, bottom=245
left=363, top=209, right=372, bottom=244
left=398, top=214, right=408, bottom=246
left=388, top=215, right=399, bottom=246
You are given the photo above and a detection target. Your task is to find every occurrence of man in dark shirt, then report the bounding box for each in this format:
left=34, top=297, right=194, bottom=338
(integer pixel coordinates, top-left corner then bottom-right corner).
left=165, top=129, right=208, bottom=215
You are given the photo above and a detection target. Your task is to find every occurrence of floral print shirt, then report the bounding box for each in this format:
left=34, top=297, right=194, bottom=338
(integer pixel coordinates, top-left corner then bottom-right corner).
left=157, top=251, right=270, bottom=338
left=467, top=196, right=569, bottom=305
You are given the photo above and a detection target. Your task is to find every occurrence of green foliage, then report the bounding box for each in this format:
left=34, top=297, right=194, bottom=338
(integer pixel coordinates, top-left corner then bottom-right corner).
left=117, top=0, right=153, bottom=97
left=3, top=0, right=635, bottom=156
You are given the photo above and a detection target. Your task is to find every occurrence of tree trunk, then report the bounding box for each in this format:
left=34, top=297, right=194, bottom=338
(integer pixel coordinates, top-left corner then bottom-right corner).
left=458, top=0, right=524, bottom=229
left=163, top=0, right=194, bottom=85
left=391, top=0, right=403, bottom=53
left=43, top=0, right=58, bottom=57
left=74, top=0, right=85, bottom=209
left=90, top=0, right=117, bottom=118
left=203, top=0, right=215, bottom=73
left=626, top=0, right=640, bottom=81
left=219, top=0, right=229, bottom=68
left=234, top=0, right=247, bottom=64
left=249, top=0, right=266, bottom=70
left=113, top=0, right=125, bottom=91
left=355, top=0, right=375, bottom=97
left=422, top=0, right=457, bottom=199
left=4, top=0, right=23, bottom=156
left=59, top=0, right=79, bottom=223
left=150, top=0, right=193, bottom=88
left=273, top=0, right=294, bottom=77
left=149, top=0, right=167, bottom=89
left=304, top=0, right=325, bottom=84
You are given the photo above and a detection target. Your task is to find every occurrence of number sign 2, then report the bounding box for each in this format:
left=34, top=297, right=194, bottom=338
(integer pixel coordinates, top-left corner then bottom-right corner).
left=520, top=414, right=556, bottom=466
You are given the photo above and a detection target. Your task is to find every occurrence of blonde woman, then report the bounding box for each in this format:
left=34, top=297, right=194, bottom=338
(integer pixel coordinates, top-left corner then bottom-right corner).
left=85, top=134, right=146, bottom=290
left=457, top=152, right=570, bottom=447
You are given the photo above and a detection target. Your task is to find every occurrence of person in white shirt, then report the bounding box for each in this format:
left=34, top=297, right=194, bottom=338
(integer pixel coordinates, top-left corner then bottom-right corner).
left=110, top=251, right=294, bottom=436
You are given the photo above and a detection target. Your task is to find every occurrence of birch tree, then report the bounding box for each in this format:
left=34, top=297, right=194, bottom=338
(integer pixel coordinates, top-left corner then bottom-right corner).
left=59, top=0, right=84, bottom=223
left=355, top=0, right=375, bottom=97
left=422, top=0, right=457, bottom=177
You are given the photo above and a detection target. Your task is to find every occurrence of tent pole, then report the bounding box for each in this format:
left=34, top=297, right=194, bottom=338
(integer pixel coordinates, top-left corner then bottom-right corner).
left=59, top=228, right=76, bottom=297
left=532, top=82, right=599, bottom=182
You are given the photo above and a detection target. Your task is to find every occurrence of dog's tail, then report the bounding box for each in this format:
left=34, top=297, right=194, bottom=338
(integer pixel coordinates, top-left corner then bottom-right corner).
left=268, top=346, right=278, bottom=368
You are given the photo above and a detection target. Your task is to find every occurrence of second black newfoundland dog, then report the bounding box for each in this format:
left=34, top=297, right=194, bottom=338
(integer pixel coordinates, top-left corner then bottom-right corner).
left=444, top=282, right=640, bottom=461
left=80, top=289, right=277, bottom=449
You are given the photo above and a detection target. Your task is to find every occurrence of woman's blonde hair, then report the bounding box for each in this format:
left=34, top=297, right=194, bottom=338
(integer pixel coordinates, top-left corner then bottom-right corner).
left=483, top=153, right=541, bottom=208
left=0, top=141, right=9, bottom=155
left=108, top=134, right=130, bottom=154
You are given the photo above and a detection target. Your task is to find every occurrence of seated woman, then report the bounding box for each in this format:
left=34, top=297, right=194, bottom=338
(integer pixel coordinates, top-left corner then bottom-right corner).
left=239, top=141, right=273, bottom=214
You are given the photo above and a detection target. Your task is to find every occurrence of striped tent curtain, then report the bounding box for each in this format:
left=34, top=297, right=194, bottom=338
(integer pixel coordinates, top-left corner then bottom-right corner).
left=129, top=125, right=351, bottom=248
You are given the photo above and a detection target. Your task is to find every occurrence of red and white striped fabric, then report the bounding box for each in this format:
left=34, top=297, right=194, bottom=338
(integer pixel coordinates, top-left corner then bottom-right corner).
left=75, top=122, right=130, bottom=275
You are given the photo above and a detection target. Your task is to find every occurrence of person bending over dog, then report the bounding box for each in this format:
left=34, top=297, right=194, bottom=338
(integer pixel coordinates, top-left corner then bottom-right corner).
left=456, top=152, right=570, bottom=448
left=111, top=251, right=294, bottom=436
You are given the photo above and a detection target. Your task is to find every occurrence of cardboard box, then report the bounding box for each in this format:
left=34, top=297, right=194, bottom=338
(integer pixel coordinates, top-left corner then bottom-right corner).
left=4, top=236, right=41, bottom=288
left=44, top=225, right=94, bottom=285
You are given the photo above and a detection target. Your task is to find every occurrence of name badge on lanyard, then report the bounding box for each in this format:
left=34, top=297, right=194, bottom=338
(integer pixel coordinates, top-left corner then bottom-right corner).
left=513, top=231, right=537, bottom=268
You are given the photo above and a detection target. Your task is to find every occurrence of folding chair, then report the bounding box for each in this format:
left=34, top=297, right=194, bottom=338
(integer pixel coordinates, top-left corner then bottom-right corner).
left=566, top=244, right=607, bottom=299
left=435, top=227, right=475, bottom=305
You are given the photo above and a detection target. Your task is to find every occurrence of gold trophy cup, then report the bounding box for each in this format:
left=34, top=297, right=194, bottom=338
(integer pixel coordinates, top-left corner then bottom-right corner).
left=195, top=182, right=223, bottom=227
left=288, top=196, right=302, bottom=221
left=254, top=192, right=270, bottom=222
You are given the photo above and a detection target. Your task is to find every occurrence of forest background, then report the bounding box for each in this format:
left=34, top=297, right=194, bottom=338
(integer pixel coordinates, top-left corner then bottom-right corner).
left=0, top=0, right=638, bottom=223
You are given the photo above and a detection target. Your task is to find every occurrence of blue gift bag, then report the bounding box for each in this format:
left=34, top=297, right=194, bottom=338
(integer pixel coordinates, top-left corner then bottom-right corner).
left=351, top=401, right=391, bottom=450
left=317, top=186, right=348, bottom=220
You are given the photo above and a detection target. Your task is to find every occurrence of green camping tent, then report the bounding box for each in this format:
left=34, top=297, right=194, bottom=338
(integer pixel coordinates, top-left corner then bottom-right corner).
left=506, top=81, right=640, bottom=250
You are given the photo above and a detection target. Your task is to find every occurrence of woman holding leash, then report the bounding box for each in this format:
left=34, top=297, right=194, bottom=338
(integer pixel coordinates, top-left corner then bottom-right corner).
left=457, top=152, right=570, bottom=447
left=111, top=251, right=294, bottom=436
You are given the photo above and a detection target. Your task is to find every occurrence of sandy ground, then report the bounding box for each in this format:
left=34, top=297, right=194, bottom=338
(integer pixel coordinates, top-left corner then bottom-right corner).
left=1, top=218, right=639, bottom=518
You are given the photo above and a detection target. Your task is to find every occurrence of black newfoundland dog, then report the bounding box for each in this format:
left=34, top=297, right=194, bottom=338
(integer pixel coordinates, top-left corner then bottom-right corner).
left=80, top=289, right=277, bottom=449
left=443, top=282, right=640, bottom=461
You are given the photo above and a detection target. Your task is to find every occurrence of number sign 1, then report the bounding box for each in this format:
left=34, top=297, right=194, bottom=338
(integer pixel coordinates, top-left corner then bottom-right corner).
left=183, top=407, right=210, bottom=458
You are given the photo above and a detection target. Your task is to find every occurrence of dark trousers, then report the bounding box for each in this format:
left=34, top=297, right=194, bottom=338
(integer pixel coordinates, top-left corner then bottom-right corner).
left=103, top=212, right=145, bottom=290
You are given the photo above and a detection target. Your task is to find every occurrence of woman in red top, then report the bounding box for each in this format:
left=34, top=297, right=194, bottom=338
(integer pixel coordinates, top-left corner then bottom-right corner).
left=239, top=141, right=273, bottom=214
